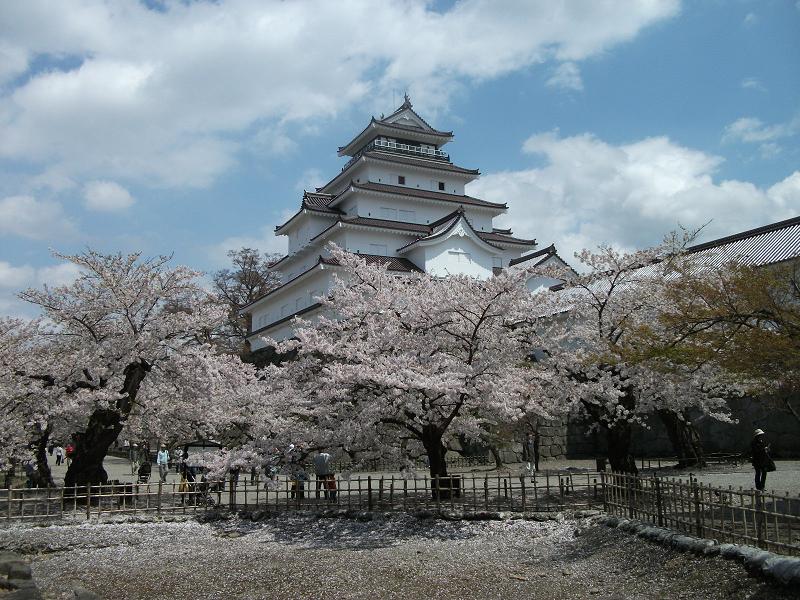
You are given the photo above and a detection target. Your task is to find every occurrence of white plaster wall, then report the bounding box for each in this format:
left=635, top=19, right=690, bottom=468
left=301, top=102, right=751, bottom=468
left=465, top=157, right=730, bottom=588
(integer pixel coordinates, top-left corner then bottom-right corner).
left=249, top=269, right=334, bottom=334
left=340, top=229, right=416, bottom=255
left=351, top=193, right=494, bottom=231
left=424, top=236, right=496, bottom=279
left=286, top=214, right=338, bottom=254
left=526, top=275, right=563, bottom=292
left=363, top=165, right=465, bottom=195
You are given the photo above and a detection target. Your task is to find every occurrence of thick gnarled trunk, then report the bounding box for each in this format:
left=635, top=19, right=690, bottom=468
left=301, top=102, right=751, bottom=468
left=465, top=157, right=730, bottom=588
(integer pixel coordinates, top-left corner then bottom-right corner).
left=659, top=410, right=704, bottom=468
left=64, top=361, right=149, bottom=488
left=421, top=425, right=448, bottom=479
left=30, top=424, right=54, bottom=488
left=606, top=420, right=638, bottom=474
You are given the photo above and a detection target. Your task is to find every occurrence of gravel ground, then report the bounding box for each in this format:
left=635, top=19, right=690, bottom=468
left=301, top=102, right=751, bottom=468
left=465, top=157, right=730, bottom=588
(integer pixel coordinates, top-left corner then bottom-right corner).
left=0, top=514, right=796, bottom=600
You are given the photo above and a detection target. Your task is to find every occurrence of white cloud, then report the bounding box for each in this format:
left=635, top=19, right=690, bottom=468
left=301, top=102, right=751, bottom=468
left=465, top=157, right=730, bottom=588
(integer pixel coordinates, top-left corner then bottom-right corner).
left=469, top=131, right=798, bottom=262
left=723, top=115, right=800, bottom=158
left=208, top=208, right=294, bottom=268
left=0, top=195, right=77, bottom=240
left=294, top=168, right=325, bottom=193
left=0, top=260, right=82, bottom=317
left=83, top=179, right=134, bottom=211
left=0, top=0, right=679, bottom=190
left=546, top=62, right=583, bottom=92
left=740, top=77, right=766, bottom=92
left=723, top=116, right=798, bottom=144
left=743, top=12, right=758, bottom=26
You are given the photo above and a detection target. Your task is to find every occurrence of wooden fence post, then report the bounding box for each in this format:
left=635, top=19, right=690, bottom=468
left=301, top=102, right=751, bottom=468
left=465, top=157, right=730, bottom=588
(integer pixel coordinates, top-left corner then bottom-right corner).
left=691, top=477, right=702, bottom=537
left=654, top=477, right=663, bottom=527
left=755, top=490, right=766, bottom=549
left=600, top=472, right=607, bottom=513
left=367, top=476, right=373, bottom=511
left=157, top=481, right=162, bottom=516
left=86, top=485, right=91, bottom=521
left=6, top=485, right=11, bottom=521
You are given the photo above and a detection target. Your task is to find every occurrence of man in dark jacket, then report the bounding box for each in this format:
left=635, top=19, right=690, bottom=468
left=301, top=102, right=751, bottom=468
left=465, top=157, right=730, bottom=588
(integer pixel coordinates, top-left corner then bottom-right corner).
left=750, top=429, right=772, bottom=491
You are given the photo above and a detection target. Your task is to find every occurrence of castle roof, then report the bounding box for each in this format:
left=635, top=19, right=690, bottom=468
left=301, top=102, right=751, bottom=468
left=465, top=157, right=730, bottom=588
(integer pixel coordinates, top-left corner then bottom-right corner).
left=338, top=96, right=454, bottom=157
left=335, top=181, right=506, bottom=210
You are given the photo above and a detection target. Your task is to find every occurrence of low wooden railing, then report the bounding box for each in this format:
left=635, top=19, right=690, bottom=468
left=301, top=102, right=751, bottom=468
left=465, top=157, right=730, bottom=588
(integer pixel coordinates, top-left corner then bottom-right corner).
left=602, top=472, right=800, bottom=556
left=0, top=470, right=603, bottom=522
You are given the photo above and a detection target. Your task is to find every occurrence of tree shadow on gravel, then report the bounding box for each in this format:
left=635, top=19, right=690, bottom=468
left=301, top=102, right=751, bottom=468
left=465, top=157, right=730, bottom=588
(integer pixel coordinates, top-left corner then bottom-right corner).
left=213, top=514, right=485, bottom=551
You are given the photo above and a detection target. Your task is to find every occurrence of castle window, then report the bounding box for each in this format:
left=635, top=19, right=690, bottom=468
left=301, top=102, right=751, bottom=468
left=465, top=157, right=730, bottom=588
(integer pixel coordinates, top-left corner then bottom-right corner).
left=438, top=181, right=445, bottom=191
left=398, top=175, right=405, bottom=185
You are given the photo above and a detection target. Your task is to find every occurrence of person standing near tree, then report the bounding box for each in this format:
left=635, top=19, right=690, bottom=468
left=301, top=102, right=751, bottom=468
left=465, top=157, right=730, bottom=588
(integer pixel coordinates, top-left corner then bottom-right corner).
left=157, top=444, right=170, bottom=484
left=54, top=445, right=65, bottom=466
left=750, top=429, right=774, bottom=491
left=313, top=451, right=336, bottom=501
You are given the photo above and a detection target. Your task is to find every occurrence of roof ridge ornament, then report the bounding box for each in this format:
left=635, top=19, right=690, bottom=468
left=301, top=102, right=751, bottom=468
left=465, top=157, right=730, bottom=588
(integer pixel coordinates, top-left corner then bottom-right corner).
left=402, top=92, right=412, bottom=109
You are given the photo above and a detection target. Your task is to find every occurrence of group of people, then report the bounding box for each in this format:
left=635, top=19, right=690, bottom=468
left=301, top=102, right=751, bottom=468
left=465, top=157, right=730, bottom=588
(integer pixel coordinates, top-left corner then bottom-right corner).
left=48, top=443, right=74, bottom=467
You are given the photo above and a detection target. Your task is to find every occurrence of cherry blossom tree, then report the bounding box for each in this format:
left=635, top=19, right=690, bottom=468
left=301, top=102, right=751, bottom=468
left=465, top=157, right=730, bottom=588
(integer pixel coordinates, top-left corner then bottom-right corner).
left=539, top=237, right=737, bottom=472
left=260, top=245, right=567, bottom=480
left=16, top=250, right=264, bottom=488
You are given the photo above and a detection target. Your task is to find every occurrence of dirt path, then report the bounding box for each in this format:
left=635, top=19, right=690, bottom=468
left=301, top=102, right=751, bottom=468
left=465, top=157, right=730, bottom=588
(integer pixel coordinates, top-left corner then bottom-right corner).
left=1, top=514, right=795, bottom=599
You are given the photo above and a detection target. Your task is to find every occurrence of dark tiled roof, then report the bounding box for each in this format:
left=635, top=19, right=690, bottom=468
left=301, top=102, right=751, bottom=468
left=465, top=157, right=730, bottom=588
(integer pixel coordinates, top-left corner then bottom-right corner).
left=302, top=191, right=337, bottom=211
left=275, top=192, right=341, bottom=231
left=337, top=216, right=431, bottom=234
left=509, top=244, right=557, bottom=267
left=397, top=212, right=505, bottom=253
left=376, top=97, right=452, bottom=136
left=478, top=231, right=537, bottom=245
left=362, top=150, right=480, bottom=175
left=321, top=254, right=423, bottom=273
left=350, top=181, right=505, bottom=209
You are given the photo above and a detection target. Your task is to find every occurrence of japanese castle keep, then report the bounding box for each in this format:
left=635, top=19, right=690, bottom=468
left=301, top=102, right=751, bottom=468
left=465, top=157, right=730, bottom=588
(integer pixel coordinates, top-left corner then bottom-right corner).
left=243, top=97, right=568, bottom=349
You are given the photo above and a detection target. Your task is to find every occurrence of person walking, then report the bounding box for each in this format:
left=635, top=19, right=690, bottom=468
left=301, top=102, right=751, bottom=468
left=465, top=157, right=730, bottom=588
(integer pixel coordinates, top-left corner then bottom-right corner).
left=751, top=429, right=774, bottom=491
left=54, top=445, right=65, bottom=466
left=157, top=444, right=170, bottom=484
left=172, top=447, right=183, bottom=474
left=313, top=451, right=336, bottom=501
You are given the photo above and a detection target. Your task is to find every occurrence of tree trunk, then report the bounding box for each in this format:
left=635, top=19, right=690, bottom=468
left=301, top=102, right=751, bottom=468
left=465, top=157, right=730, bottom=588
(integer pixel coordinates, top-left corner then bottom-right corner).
left=488, top=445, right=504, bottom=469
left=606, top=421, right=638, bottom=474
left=64, top=408, right=123, bottom=488
left=29, top=424, right=54, bottom=488
left=421, top=425, right=448, bottom=478
left=64, top=361, right=150, bottom=489
left=659, top=410, right=705, bottom=468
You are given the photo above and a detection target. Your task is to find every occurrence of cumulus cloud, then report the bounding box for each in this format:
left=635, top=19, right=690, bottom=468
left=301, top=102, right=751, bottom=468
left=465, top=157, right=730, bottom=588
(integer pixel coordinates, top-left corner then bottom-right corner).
left=83, top=180, right=134, bottom=211
left=0, top=0, right=679, bottom=190
left=546, top=62, right=584, bottom=92
left=0, top=195, right=77, bottom=240
left=468, top=131, right=798, bottom=262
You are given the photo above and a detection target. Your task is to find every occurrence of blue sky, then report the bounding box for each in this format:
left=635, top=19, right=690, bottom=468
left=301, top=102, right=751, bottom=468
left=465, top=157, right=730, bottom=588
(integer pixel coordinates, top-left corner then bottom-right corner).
left=1, top=0, right=798, bottom=316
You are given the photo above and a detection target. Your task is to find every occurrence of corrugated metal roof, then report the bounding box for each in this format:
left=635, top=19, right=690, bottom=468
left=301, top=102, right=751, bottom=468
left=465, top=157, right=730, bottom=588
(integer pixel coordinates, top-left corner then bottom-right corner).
left=686, top=215, right=800, bottom=267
